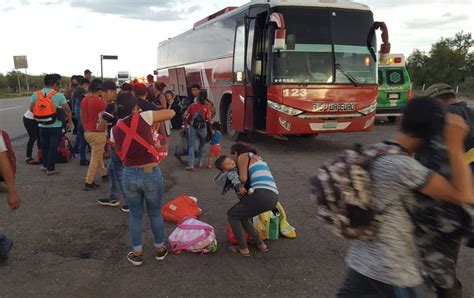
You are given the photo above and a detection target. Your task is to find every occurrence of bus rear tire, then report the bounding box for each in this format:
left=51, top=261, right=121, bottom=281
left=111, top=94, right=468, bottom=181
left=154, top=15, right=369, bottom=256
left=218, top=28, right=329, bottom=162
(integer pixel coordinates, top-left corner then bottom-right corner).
left=224, top=103, right=240, bottom=141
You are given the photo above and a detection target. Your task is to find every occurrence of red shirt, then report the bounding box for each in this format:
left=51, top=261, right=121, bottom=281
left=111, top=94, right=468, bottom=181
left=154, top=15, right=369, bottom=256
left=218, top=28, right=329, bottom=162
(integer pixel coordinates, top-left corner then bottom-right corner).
left=184, top=102, right=212, bottom=126
left=111, top=111, right=157, bottom=167
left=80, top=95, right=107, bottom=131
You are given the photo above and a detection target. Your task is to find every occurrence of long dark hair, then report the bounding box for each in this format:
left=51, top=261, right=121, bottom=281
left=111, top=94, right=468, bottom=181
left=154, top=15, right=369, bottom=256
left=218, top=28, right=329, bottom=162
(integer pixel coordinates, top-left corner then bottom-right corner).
left=401, top=96, right=445, bottom=146
left=116, top=92, right=138, bottom=119
left=230, top=142, right=257, bottom=156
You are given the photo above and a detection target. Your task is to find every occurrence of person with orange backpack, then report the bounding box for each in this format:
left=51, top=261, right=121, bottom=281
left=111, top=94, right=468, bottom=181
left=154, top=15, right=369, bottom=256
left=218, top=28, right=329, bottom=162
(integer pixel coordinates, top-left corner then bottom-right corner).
left=0, top=130, right=21, bottom=265
left=30, top=74, right=73, bottom=176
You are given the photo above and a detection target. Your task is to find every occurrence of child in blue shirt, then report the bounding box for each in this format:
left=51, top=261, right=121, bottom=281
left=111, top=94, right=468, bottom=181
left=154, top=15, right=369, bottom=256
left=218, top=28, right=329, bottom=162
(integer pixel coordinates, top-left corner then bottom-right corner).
left=207, top=122, right=222, bottom=169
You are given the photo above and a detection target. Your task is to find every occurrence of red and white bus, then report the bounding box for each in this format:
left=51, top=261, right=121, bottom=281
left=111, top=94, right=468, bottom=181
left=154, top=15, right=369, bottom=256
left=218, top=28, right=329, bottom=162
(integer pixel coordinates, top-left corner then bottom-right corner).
left=156, top=0, right=388, bottom=138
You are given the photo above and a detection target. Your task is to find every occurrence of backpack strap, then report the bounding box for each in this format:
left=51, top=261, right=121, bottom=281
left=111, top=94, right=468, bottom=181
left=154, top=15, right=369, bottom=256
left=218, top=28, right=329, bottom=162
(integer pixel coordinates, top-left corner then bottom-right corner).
left=36, top=90, right=44, bottom=98
left=46, top=90, right=58, bottom=99
left=116, top=114, right=160, bottom=161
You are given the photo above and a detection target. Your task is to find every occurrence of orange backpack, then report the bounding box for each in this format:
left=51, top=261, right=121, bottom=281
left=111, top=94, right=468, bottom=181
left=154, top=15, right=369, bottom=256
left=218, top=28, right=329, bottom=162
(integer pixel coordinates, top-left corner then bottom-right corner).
left=161, top=195, right=202, bottom=223
left=33, top=90, right=58, bottom=123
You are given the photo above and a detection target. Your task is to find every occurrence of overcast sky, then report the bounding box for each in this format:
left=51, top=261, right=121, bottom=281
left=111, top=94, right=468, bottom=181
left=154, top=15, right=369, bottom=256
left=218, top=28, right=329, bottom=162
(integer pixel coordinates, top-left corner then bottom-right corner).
left=0, top=0, right=472, bottom=78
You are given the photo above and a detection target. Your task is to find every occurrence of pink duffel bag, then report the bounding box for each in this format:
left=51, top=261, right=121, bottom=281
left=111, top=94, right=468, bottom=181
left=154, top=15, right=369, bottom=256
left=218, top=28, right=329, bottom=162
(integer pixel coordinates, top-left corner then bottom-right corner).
left=168, top=217, right=217, bottom=254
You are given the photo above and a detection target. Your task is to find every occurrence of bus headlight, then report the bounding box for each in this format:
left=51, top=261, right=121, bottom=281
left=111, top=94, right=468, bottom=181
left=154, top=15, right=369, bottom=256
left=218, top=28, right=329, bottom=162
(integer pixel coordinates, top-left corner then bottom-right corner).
left=357, top=101, right=377, bottom=116
left=268, top=101, right=303, bottom=116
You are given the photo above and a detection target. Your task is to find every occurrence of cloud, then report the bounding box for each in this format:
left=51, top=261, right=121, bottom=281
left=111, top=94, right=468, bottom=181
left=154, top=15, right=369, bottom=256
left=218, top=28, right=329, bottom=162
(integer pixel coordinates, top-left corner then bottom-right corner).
left=67, top=0, right=202, bottom=21
left=404, top=14, right=469, bottom=29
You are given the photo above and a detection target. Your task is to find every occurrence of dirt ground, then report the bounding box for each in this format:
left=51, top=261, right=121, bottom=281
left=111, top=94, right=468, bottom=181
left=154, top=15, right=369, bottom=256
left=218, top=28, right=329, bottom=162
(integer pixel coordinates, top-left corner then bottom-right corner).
left=1, top=126, right=474, bottom=297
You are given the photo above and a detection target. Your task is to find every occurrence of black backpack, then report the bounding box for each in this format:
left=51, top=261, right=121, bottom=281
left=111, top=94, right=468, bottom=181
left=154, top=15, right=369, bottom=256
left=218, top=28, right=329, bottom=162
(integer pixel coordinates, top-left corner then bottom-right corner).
left=192, top=111, right=206, bottom=130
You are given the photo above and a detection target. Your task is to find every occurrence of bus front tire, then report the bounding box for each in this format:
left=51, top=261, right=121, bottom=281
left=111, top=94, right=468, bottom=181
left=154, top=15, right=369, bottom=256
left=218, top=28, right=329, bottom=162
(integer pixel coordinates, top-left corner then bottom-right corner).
left=224, top=103, right=240, bottom=141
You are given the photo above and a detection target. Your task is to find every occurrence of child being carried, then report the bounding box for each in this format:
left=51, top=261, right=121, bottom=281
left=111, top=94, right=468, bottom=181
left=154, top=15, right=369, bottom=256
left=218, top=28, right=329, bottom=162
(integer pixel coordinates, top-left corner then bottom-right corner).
left=213, top=155, right=250, bottom=197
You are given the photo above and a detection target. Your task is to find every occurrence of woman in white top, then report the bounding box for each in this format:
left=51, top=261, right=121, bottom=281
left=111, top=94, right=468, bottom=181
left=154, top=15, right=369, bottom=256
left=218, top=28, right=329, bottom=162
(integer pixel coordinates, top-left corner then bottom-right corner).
left=23, top=109, right=40, bottom=164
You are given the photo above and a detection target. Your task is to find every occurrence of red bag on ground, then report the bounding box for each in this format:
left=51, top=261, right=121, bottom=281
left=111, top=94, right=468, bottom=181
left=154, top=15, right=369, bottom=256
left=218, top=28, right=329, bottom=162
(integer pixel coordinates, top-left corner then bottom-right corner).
left=226, top=224, right=252, bottom=245
left=0, top=130, right=17, bottom=176
left=162, top=195, right=202, bottom=223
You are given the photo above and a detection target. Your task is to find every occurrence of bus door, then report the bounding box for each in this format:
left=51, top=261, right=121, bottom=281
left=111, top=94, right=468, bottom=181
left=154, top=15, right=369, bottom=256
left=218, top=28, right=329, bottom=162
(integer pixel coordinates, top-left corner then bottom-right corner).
left=232, top=8, right=268, bottom=132
left=231, top=18, right=249, bottom=132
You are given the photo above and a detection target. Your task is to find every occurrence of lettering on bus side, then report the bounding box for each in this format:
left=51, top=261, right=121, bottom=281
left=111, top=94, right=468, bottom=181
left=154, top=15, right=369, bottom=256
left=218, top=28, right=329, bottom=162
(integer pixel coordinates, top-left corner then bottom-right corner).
left=313, top=102, right=356, bottom=112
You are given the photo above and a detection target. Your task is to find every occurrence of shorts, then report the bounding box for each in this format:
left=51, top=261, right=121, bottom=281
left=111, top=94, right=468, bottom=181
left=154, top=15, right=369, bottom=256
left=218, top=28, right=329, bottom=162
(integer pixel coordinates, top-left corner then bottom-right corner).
left=209, top=144, right=221, bottom=158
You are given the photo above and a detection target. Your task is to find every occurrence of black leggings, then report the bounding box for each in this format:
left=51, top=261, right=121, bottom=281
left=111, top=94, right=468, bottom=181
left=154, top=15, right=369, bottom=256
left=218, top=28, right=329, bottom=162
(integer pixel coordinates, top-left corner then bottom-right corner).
left=23, top=117, right=40, bottom=159
left=227, top=189, right=278, bottom=249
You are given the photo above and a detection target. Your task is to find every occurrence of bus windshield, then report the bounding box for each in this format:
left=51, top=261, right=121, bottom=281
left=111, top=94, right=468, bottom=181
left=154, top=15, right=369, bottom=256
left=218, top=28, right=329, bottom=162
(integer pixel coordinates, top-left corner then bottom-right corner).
left=271, top=7, right=376, bottom=85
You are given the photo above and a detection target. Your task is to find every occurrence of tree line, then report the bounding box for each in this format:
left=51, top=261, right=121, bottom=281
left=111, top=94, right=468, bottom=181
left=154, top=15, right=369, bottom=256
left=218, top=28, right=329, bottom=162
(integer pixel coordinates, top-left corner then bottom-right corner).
left=407, top=31, right=474, bottom=93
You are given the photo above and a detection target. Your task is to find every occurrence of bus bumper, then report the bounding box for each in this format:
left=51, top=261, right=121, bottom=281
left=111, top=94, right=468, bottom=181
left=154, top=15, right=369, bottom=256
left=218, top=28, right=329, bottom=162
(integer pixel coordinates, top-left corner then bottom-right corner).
left=376, top=108, right=404, bottom=117
left=265, top=108, right=375, bottom=135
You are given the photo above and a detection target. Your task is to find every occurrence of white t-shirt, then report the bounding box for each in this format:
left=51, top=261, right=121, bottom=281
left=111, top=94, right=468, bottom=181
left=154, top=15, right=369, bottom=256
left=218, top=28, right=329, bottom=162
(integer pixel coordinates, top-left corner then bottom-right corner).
left=24, top=109, right=35, bottom=120
left=0, top=134, right=6, bottom=152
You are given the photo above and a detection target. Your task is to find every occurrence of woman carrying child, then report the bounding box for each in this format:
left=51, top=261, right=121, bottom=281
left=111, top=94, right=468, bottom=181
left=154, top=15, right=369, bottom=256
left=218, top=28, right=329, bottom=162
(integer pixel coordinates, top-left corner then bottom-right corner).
left=110, top=92, right=175, bottom=266
left=226, top=142, right=279, bottom=257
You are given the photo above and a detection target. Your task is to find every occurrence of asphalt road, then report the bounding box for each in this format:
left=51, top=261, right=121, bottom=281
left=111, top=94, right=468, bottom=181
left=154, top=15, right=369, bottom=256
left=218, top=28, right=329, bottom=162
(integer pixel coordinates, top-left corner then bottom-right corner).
left=0, top=97, right=31, bottom=139
left=1, top=122, right=474, bottom=297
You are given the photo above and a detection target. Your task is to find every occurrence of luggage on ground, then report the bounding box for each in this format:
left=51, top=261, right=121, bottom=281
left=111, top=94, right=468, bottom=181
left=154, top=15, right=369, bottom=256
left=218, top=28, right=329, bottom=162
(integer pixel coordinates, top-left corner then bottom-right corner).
left=226, top=224, right=252, bottom=245
left=36, top=133, right=73, bottom=163
left=162, top=195, right=202, bottom=223
left=310, top=142, right=408, bottom=239
left=169, top=217, right=217, bottom=254
left=0, top=131, right=17, bottom=181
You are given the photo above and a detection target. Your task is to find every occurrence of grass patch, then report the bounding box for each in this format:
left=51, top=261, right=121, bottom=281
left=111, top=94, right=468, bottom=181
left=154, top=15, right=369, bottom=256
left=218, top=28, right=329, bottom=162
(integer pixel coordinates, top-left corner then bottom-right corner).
left=0, top=92, right=33, bottom=99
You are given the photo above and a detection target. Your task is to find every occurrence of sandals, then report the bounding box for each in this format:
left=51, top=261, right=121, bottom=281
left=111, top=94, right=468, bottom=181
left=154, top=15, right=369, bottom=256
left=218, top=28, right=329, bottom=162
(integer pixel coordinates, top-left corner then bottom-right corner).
left=26, top=158, right=40, bottom=165
left=256, top=244, right=269, bottom=253
left=228, top=246, right=250, bottom=257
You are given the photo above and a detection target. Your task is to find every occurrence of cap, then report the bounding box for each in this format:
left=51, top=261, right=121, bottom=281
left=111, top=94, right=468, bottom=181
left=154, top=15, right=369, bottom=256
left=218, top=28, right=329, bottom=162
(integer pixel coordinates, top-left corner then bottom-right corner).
left=424, top=83, right=455, bottom=98
left=101, top=81, right=116, bottom=91
left=133, top=83, right=147, bottom=97
left=84, top=69, right=92, bottom=75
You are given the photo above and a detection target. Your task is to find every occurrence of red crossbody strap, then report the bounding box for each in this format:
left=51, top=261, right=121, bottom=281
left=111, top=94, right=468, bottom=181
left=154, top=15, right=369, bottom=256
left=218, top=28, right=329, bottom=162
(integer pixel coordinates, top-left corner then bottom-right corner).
left=116, top=114, right=160, bottom=160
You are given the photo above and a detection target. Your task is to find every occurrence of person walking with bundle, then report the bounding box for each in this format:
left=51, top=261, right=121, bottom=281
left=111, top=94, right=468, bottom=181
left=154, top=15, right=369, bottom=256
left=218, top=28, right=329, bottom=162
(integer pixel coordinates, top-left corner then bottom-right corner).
left=110, top=92, right=175, bottom=266
left=183, top=90, right=212, bottom=171
left=332, top=97, right=472, bottom=297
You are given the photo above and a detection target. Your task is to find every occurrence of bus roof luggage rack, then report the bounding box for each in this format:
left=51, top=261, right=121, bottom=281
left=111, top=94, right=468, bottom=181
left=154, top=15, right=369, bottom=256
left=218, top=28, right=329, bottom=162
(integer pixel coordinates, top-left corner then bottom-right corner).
left=193, top=7, right=238, bottom=29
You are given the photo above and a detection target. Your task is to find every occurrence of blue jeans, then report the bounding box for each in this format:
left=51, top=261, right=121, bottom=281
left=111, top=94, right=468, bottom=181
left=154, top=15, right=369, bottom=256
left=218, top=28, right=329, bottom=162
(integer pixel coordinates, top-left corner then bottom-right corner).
left=122, top=167, right=165, bottom=252
left=0, top=234, right=13, bottom=262
left=107, top=147, right=125, bottom=203
left=40, top=127, right=62, bottom=171
left=73, top=123, right=87, bottom=162
left=188, top=127, right=207, bottom=167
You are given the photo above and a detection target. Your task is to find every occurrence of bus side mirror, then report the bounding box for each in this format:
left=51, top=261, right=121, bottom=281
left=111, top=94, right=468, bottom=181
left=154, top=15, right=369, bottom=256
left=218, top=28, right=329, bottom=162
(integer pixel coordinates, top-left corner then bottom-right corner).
left=274, top=28, right=286, bottom=50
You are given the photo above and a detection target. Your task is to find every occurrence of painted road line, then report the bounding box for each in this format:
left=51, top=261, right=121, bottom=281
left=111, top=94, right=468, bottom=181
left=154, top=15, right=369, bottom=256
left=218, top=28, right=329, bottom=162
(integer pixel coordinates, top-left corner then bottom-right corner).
left=0, top=105, right=27, bottom=112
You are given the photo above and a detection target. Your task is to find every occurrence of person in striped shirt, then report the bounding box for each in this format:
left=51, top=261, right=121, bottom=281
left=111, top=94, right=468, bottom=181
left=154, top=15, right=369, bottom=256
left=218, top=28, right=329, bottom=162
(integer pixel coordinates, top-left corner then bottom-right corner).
left=227, top=143, right=279, bottom=257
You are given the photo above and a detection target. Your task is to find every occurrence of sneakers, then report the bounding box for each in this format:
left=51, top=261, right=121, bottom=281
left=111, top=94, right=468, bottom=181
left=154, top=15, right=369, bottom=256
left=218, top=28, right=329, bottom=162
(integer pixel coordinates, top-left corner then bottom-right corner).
left=40, top=166, right=47, bottom=172
left=121, top=205, right=130, bottom=213
left=127, top=252, right=143, bottom=266
left=84, top=182, right=100, bottom=191
left=79, top=160, right=90, bottom=166
left=97, top=198, right=120, bottom=207
left=155, top=247, right=168, bottom=261
left=46, top=170, right=60, bottom=176
left=185, top=167, right=195, bottom=172
left=101, top=175, right=109, bottom=182
left=126, top=248, right=168, bottom=266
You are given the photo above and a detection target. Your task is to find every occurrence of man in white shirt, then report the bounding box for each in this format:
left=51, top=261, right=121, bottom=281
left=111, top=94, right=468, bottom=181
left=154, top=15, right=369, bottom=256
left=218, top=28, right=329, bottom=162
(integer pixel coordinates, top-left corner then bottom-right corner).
left=0, top=131, right=21, bottom=265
